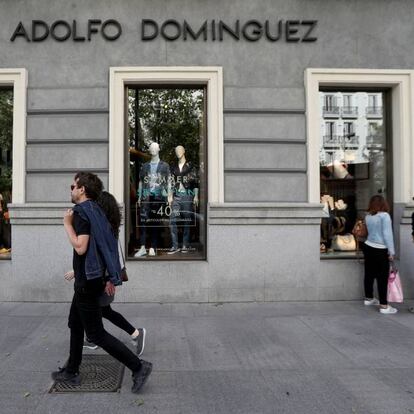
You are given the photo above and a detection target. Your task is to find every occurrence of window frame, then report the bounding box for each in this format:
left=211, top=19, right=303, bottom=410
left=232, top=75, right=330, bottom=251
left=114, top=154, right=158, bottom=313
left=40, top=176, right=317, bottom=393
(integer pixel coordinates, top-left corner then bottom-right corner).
left=0, top=69, right=27, bottom=204
left=125, top=84, right=209, bottom=261
left=305, top=69, right=414, bottom=205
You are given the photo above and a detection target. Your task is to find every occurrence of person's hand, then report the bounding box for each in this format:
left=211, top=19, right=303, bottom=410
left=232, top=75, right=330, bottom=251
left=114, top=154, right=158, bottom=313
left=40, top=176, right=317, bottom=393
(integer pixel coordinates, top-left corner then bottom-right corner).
left=389, top=255, right=394, bottom=262
left=63, top=209, right=74, bottom=225
left=64, top=270, right=75, bottom=281
left=105, top=281, right=116, bottom=296
left=193, top=195, right=199, bottom=208
left=137, top=198, right=141, bottom=207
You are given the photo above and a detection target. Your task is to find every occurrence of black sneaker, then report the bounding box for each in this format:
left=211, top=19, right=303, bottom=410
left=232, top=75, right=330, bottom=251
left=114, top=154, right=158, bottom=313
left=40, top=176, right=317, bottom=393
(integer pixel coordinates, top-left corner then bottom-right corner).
left=131, top=360, right=153, bottom=393
left=167, top=247, right=180, bottom=255
left=133, top=328, right=146, bottom=356
left=83, top=338, right=99, bottom=350
left=51, top=367, right=81, bottom=386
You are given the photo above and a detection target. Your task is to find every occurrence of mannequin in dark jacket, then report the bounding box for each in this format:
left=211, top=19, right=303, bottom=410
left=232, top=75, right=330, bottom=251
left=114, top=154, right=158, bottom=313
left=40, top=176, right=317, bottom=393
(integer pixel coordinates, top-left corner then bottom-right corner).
left=167, top=145, right=199, bottom=254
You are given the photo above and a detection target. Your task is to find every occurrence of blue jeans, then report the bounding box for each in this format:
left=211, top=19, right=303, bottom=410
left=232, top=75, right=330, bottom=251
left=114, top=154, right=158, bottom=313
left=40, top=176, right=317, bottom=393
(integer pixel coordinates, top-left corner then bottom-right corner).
left=170, top=194, right=193, bottom=248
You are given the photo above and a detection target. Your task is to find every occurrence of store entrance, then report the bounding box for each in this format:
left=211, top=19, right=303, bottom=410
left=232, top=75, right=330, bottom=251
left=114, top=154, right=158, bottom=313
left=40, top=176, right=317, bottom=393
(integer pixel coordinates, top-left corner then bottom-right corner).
left=319, top=89, right=392, bottom=258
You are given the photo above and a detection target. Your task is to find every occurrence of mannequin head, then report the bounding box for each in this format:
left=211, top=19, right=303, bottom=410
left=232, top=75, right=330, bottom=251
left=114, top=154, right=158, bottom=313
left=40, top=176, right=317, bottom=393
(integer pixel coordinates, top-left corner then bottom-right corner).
left=175, top=145, right=185, bottom=159
left=148, top=142, right=160, bottom=156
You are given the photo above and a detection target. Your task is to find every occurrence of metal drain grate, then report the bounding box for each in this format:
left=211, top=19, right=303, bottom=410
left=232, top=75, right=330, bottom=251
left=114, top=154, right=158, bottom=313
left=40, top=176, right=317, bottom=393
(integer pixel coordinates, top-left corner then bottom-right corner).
left=50, top=354, right=125, bottom=393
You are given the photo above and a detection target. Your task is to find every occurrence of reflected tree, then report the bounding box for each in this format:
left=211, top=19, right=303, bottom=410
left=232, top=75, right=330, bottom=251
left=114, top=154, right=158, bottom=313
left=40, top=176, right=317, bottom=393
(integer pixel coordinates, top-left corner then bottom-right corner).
left=0, top=90, right=13, bottom=199
left=128, top=88, right=204, bottom=166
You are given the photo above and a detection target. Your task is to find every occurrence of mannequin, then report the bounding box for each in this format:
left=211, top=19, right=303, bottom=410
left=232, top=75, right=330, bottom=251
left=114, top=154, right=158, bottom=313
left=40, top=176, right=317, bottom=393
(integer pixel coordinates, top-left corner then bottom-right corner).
left=134, top=142, right=170, bottom=257
left=167, top=145, right=199, bottom=254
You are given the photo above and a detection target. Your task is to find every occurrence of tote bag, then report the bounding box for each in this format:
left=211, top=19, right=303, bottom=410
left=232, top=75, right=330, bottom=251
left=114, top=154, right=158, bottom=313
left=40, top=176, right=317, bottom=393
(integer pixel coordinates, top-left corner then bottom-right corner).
left=387, top=268, right=403, bottom=303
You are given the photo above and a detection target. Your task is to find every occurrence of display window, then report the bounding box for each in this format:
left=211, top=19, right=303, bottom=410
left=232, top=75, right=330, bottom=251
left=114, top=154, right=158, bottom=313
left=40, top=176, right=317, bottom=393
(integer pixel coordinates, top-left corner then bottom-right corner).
left=0, top=89, right=12, bottom=258
left=319, top=90, right=391, bottom=257
left=126, top=86, right=207, bottom=260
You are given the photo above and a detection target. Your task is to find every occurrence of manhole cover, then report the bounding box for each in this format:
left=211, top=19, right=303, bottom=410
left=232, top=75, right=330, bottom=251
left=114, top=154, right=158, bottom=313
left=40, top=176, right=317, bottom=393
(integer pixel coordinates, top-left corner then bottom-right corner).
left=49, top=354, right=125, bottom=393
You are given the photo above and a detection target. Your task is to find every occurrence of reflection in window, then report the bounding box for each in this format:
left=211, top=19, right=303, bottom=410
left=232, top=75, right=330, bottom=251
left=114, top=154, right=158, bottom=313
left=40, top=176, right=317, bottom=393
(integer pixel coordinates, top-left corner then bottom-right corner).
left=0, top=89, right=12, bottom=257
left=319, top=91, right=388, bottom=257
left=127, top=87, right=206, bottom=260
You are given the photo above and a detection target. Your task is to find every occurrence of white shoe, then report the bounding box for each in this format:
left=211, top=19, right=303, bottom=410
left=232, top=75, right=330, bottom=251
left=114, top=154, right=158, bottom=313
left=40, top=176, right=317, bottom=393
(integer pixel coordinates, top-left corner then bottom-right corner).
left=148, top=248, right=156, bottom=257
left=379, top=306, right=398, bottom=314
left=134, top=246, right=147, bottom=258
left=364, top=298, right=380, bottom=306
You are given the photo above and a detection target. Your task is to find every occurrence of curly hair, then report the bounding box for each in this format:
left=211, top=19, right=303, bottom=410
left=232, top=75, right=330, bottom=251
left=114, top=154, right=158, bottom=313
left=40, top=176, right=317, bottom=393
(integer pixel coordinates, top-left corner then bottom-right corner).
left=97, top=191, right=121, bottom=238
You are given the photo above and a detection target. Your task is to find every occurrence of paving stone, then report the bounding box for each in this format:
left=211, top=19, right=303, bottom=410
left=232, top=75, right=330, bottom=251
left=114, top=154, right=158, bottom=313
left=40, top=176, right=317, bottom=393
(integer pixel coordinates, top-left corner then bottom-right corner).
left=0, top=301, right=413, bottom=414
left=298, top=313, right=414, bottom=369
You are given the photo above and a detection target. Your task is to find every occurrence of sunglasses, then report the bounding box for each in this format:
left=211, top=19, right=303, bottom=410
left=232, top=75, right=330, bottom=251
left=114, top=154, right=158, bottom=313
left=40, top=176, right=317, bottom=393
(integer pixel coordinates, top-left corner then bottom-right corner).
left=70, top=185, right=77, bottom=191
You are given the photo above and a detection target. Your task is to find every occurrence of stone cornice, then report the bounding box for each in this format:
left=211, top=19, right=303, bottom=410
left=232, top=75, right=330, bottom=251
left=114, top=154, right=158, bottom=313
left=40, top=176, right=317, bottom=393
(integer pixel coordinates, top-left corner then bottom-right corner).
left=8, top=202, right=324, bottom=225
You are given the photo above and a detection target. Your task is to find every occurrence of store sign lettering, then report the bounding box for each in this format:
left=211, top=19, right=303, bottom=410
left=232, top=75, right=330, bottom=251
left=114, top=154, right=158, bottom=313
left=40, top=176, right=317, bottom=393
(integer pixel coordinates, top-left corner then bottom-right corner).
left=141, top=19, right=317, bottom=42
left=10, top=19, right=317, bottom=43
left=10, top=20, right=122, bottom=42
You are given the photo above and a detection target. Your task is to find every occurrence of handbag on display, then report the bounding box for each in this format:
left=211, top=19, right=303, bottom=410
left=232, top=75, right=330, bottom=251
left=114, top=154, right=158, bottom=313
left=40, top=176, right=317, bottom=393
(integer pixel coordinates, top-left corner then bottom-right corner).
left=387, top=267, right=403, bottom=303
left=331, top=234, right=356, bottom=251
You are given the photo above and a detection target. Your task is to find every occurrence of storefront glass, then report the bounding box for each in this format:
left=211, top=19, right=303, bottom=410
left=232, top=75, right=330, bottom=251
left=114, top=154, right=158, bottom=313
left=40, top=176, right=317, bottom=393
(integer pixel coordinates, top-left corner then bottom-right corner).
left=319, top=91, right=389, bottom=257
left=126, top=87, right=207, bottom=260
left=0, top=89, right=12, bottom=258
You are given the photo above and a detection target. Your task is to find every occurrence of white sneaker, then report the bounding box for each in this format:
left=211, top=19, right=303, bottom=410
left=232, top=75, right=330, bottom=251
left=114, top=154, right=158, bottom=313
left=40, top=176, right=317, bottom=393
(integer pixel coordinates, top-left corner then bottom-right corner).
left=380, top=306, right=398, bottom=314
left=364, top=298, right=380, bottom=306
left=134, top=246, right=147, bottom=258
left=148, top=248, right=156, bottom=256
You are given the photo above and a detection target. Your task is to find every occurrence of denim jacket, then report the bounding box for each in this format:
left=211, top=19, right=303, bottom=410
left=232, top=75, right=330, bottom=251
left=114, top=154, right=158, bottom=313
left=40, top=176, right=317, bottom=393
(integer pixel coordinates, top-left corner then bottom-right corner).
left=74, top=200, right=122, bottom=286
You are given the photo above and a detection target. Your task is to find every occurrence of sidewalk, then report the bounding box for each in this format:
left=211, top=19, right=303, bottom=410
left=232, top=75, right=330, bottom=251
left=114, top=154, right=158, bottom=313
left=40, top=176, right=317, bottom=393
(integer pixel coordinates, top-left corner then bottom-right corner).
left=0, top=300, right=413, bottom=414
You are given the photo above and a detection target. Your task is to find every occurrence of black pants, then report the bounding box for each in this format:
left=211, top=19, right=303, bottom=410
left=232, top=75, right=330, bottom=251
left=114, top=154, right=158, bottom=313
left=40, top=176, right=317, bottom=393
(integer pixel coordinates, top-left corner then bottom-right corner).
left=363, top=243, right=389, bottom=305
left=102, top=305, right=135, bottom=336
left=66, top=290, right=141, bottom=374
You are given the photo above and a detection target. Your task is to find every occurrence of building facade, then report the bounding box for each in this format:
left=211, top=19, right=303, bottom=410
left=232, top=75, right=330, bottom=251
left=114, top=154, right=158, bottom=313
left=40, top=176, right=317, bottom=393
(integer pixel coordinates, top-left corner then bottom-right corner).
left=1, top=0, right=414, bottom=302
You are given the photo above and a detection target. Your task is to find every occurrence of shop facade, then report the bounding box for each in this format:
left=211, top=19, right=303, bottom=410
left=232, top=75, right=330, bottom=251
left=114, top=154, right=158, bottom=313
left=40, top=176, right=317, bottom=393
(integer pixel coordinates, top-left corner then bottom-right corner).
left=1, top=0, right=414, bottom=302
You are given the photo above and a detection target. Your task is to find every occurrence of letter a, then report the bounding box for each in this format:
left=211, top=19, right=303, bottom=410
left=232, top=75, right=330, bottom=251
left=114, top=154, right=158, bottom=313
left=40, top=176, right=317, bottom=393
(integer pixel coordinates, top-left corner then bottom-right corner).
left=10, top=22, right=30, bottom=41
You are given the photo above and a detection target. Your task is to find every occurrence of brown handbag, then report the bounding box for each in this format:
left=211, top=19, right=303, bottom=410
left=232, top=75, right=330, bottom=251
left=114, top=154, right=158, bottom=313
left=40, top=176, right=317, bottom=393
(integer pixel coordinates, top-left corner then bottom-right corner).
left=121, top=267, right=128, bottom=282
left=352, top=219, right=368, bottom=239
left=119, top=240, right=128, bottom=282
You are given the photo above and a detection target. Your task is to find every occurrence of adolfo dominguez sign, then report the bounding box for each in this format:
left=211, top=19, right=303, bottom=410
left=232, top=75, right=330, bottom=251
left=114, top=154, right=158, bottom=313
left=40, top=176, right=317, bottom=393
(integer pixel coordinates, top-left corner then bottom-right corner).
left=10, top=19, right=317, bottom=43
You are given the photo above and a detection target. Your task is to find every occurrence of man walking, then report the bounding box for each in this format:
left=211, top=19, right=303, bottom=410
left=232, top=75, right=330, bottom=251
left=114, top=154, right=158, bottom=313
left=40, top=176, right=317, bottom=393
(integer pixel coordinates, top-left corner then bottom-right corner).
left=51, top=172, right=152, bottom=393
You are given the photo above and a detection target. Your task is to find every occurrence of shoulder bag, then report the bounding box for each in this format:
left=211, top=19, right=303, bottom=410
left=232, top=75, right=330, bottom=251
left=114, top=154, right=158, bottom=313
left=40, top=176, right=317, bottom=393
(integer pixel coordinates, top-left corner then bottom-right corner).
left=118, top=240, right=128, bottom=282
left=387, top=266, right=403, bottom=303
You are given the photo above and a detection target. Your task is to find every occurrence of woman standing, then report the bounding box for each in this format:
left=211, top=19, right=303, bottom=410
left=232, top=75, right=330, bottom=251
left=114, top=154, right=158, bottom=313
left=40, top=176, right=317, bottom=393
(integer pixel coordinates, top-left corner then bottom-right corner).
left=363, top=195, right=397, bottom=314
